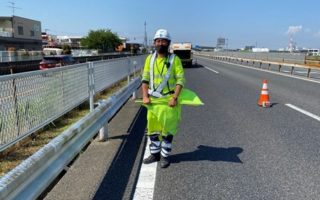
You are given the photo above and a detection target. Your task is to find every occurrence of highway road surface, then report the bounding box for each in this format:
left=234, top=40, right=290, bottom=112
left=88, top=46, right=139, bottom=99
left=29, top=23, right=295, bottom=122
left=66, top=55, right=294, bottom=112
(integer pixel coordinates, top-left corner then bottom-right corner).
left=135, top=55, right=320, bottom=200
left=45, top=55, right=320, bottom=200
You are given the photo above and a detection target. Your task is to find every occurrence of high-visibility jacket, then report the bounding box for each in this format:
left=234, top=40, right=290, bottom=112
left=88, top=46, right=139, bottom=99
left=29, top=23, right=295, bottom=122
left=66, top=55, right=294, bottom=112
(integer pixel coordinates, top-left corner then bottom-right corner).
left=142, top=53, right=185, bottom=136
left=142, top=53, right=185, bottom=95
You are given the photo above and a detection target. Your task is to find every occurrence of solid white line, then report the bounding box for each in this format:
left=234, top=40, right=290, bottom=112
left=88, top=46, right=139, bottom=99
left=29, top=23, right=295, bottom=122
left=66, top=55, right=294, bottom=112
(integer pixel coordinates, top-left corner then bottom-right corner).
left=285, top=104, right=320, bottom=122
left=197, top=56, right=320, bottom=84
left=204, top=66, right=219, bottom=74
left=133, top=138, right=157, bottom=200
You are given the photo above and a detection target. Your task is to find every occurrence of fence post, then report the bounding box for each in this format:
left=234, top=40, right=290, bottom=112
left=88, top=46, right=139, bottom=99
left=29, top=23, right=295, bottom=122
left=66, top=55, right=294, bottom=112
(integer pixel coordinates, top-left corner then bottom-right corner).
left=127, top=58, right=131, bottom=84
left=88, top=62, right=95, bottom=112
left=133, top=60, right=137, bottom=78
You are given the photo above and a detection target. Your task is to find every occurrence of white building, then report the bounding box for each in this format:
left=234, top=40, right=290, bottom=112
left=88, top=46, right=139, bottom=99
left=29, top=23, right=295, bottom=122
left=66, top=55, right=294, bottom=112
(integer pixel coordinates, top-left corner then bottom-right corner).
left=56, top=36, right=83, bottom=48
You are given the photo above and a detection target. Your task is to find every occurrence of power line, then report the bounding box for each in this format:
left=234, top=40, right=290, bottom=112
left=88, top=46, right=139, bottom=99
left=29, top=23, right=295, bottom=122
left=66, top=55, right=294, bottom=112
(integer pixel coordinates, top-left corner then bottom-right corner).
left=7, top=1, right=21, bottom=15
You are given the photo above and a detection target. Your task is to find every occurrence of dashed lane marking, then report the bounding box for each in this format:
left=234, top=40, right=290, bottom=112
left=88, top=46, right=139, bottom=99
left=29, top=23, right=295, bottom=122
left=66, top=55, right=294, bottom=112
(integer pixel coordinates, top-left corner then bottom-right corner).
left=204, top=66, right=219, bottom=74
left=285, top=103, right=320, bottom=122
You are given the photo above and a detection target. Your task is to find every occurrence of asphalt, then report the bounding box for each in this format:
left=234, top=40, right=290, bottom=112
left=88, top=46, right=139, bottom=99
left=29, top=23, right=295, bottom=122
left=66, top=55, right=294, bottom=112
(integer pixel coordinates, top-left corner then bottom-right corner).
left=153, top=57, right=320, bottom=200
left=43, top=56, right=320, bottom=200
left=44, top=95, right=148, bottom=200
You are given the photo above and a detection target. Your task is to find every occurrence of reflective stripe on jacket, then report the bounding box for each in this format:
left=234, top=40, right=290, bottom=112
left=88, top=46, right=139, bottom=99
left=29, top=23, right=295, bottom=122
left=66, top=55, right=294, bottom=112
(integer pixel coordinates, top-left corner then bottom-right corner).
left=142, top=54, right=185, bottom=95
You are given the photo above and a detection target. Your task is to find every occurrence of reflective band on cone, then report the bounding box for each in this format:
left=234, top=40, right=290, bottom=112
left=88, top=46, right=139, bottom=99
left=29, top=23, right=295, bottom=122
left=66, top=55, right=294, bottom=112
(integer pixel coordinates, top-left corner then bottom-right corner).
left=258, top=79, right=271, bottom=107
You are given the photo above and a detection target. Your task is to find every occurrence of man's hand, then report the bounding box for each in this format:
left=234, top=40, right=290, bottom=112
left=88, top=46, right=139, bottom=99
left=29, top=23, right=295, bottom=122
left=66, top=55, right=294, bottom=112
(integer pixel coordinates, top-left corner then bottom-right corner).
left=168, top=97, right=177, bottom=107
left=143, top=96, right=151, bottom=104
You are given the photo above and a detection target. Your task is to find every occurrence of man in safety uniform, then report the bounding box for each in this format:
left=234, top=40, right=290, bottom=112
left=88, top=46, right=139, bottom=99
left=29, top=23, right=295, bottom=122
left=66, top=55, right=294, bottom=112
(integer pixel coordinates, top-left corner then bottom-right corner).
left=141, top=29, right=185, bottom=168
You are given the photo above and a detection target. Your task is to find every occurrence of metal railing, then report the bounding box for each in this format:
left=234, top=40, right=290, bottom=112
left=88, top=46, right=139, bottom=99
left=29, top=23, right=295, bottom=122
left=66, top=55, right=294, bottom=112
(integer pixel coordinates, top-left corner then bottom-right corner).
left=196, top=51, right=306, bottom=64
left=0, top=77, right=141, bottom=200
left=0, top=55, right=147, bottom=151
left=195, top=52, right=320, bottom=79
left=0, top=51, right=43, bottom=62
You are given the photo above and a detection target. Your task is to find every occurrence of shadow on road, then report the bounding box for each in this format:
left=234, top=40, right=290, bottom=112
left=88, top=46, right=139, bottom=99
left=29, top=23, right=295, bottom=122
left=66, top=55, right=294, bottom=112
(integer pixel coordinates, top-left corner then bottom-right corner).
left=92, top=106, right=147, bottom=200
left=171, top=145, right=243, bottom=163
left=189, top=63, right=204, bottom=68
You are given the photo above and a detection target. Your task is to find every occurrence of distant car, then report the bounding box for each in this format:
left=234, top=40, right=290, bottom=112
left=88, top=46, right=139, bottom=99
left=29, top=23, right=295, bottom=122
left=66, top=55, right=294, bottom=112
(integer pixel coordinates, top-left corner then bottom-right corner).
left=39, top=55, right=76, bottom=70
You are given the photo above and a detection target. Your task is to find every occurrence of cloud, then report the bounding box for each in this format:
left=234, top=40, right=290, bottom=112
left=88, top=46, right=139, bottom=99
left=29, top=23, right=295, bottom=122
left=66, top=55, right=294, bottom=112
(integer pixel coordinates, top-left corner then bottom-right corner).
left=286, top=25, right=302, bottom=35
left=304, top=28, right=311, bottom=33
left=314, top=30, right=320, bottom=37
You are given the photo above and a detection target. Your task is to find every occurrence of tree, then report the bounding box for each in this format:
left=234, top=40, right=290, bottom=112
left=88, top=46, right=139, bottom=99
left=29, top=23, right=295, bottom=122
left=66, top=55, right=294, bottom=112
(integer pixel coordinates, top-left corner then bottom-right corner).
left=62, top=44, right=72, bottom=55
left=81, top=29, right=122, bottom=53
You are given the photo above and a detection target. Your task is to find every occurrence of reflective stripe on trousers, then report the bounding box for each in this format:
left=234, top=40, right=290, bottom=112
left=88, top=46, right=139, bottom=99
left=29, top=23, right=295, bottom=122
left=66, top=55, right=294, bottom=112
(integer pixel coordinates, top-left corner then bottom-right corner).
left=149, top=133, right=161, bottom=155
left=161, top=135, right=173, bottom=158
left=149, top=133, right=173, bottom=157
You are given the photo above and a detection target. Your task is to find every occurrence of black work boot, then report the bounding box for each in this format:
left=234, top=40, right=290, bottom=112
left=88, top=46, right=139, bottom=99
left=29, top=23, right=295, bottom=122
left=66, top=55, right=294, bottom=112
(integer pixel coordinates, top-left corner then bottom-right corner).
left=143, top=153, right=160, bottom=164
left=160, top=156, right=170, bottom=168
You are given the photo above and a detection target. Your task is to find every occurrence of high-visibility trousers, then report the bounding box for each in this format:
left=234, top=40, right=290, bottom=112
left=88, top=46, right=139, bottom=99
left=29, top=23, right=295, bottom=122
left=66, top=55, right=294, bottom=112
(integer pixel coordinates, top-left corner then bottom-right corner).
left=146, top=104, right=181, bottom=136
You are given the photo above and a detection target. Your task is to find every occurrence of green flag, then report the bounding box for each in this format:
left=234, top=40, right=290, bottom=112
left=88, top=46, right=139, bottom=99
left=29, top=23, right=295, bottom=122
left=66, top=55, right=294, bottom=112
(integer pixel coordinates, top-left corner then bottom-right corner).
left=136, top=88, right=203, bottom=135
left=135, top=88, right=204, bottom=106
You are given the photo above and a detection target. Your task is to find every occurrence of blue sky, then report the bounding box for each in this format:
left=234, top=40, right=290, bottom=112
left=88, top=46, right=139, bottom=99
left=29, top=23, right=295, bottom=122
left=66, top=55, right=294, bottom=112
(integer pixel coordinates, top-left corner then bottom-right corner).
left=1, top=0, right=320, bottom=49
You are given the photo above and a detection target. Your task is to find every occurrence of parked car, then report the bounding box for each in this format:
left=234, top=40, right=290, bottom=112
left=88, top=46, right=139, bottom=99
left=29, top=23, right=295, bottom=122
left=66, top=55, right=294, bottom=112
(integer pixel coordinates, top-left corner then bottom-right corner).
left=39, top=55, right=76, bottom=70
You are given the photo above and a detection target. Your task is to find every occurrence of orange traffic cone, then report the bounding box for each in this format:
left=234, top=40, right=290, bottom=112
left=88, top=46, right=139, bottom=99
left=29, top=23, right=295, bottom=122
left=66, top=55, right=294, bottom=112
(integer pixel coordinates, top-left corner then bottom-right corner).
left=258, top=79, right=271, bottom=107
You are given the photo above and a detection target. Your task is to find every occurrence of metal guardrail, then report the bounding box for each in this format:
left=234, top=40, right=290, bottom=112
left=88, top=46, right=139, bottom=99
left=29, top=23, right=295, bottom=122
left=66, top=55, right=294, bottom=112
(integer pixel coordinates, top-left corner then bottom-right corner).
left=197, top=51, right=306, bottom=65
left=0, top=55, right=147, bottom=151
left=195, top=52, right=320, bottom=79
left=0, top=77, right=141, bottom=200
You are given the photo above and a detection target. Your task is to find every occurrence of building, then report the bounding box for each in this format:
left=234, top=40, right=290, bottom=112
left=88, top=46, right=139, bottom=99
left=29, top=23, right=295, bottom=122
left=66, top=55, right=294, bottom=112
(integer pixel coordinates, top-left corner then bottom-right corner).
left=307, top=49, right=320, bottom=56
left=115, top=37, right=128, bottom=52
left=42, top=32, right=58, bottom=48
left=0, top=16, right=42, bottom=51
left=56, top=36, right=83, bottom=48
left=252, top=48, right=269, bottom=53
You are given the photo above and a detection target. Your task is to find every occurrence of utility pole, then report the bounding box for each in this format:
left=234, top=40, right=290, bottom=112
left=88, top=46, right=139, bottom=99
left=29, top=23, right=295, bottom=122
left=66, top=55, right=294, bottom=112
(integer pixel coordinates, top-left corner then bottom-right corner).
left=8, top=2, right=21, bottom=16
left=144, top=21, right=148, bottom=49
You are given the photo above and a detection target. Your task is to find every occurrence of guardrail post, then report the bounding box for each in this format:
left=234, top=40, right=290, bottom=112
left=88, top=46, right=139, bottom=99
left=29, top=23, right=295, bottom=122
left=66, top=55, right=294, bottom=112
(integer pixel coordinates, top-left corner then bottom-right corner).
left=307, top=68, right=311, bottom=78
left=291, top=67, right=294, bottom=75
left=268, top=63, right=271, bottom=70
left=278, top=65, right=281, bottom=72
left=99, top=122, right=108, bottom=141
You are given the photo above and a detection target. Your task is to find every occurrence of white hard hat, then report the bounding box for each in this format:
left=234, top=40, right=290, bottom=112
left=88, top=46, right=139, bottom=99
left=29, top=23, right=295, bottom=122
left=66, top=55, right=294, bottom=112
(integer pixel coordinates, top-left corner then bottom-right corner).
left=153, top=29, right=171, bottom=41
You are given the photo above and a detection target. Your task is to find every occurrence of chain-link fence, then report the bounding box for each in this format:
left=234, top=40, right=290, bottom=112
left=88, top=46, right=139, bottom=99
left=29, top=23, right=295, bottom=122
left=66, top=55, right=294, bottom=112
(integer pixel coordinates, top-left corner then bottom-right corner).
left=0, top=55, right=147, bottom=151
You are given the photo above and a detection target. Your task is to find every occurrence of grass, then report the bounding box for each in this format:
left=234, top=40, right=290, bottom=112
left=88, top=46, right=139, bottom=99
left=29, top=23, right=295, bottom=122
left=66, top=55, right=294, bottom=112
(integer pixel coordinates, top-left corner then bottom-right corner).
left=0, top=76, right=136, bottom=177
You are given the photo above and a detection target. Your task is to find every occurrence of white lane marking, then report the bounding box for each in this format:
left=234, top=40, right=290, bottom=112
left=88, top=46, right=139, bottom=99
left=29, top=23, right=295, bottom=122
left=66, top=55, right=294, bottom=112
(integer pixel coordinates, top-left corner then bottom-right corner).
left=285, top=104, right=320, bottom=122
left=197, top=56, right=320, bottom=84
left=133, top=138, right=157, bottom=200
left=204, top=66, right=219, bottom=74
